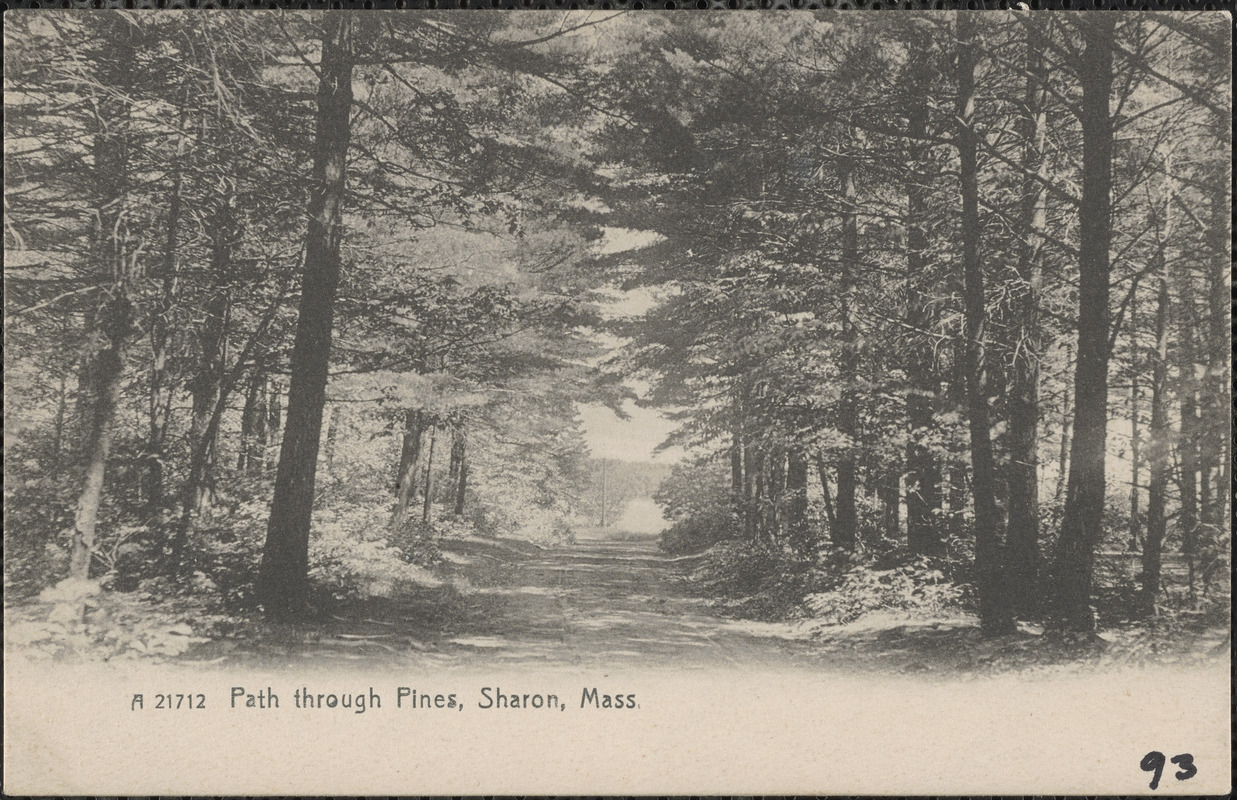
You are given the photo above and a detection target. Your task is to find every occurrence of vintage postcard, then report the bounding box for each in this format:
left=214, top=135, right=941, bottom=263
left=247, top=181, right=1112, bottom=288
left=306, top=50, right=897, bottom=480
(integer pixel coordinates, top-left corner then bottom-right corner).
left=3, top=8, right=1231, bottom=795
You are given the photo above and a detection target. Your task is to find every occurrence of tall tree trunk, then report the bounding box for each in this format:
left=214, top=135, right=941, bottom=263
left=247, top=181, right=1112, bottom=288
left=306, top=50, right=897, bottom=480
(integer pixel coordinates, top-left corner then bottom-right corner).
left=71, top=340, right=127, bottom=582
left=237, top=366, right=264, bottom=474
left=421, top=425, right=438, bottom=526
left=947, top=462, right=968, bottom=539
left=144, top=114, right=187, bottom=514
left=1168, top=190, right=1201, bottom=595
left=51, top=370, right=68, bottom=473
left=786, top=449, right=810, bottom=556
left=944, top=354, right=970, bottom=540
left=833, top=128, right=860, bottom=552
left=600, top=457, right=608, bottom=527
left=956, top=11, right=1014, bottom=636
left=1128, top=317, right=1142, bottom=552
left=814, top=454, right=837, bottom=527
left=1196, top=436, right=1211, bottom=545
left=1200, top=182, right=1230, bottom=527
left=1005, top=23, right=1049, bottom=612
left=237, top=349, right=271, bottom=476
left=323, top=403, right=339, bottom=477
left=168, top=287, right=288, bottom=572
left=186, top=202, right=235, bottom=515
left=768, top=448, right=786, bottom=542
left=904, top=73, right=943, bottom=557
left=446, top=426, right=465, bottom=513
left=453, top=436, right=468, bottom=518
left=258, top=15, right=355, bottom=621
left=730, top=415, right=745, bottom=522
left=743, top=439, right=759, bottom=541
left=1055, top=343, right=1074, bottom=503
left=753, top=450, right=768, bottom=544
left=878, top=467, right=900, bottom=542
left=1175, top=314, right=1201, bottom=601
left=1142, top=248, right=1171, bottom=616
left=264, top=375, right=282, bottom=472
left=391, top=410, right=424, bottom=531
left=1049, top=16, right=1115, bottom=633
left=69, top=31, right=133, bottom=582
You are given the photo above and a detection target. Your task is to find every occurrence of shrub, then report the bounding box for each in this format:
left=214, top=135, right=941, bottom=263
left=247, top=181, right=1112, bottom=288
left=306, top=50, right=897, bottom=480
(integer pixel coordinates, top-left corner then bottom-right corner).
left=684, top=539, right=823, bottom=620
left=803, top=557, right=966, bottom=627
left=654, top=459, right=737, bottom=555
left=309, top=499, right=443, bottom=601
left=660, top=514, right=738, bottom=556
left=5, top=577, right=214, bottom=661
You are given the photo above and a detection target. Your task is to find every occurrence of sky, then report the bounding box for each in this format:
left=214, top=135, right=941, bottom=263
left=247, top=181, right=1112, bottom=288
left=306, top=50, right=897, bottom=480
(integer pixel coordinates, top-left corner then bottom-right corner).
left=575, top=227, right=684, bottom=465
left=596, top=226, right=662, bottom=257
left=577, top=399, right=684, bottom=464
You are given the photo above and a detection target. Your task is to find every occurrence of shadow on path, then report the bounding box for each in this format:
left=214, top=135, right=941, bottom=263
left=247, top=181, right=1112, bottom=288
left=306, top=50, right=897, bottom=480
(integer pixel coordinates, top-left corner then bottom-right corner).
left=208, top=536, right=819, bottom=670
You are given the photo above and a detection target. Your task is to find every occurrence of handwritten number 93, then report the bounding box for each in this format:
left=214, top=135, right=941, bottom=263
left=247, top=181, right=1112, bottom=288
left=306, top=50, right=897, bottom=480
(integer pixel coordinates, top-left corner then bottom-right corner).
left=1140, top=751, right=1196, bottom=790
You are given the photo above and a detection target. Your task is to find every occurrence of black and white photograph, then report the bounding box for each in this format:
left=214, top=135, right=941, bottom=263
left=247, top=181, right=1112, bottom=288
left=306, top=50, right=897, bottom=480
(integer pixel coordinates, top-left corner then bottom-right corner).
left=3, top=8, right=1231, bottom=795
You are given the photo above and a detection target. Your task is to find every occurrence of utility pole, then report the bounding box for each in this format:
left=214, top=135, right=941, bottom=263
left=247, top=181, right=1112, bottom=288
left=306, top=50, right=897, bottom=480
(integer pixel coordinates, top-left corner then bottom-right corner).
left=600, top=458, right=608, bottom=528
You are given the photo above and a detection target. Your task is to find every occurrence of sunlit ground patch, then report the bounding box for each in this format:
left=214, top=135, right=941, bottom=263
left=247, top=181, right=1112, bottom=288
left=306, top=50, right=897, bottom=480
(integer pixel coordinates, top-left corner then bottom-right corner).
left=467, top=585, right=567, bottom=597
left=447, top=636, right=508, bottom=648
left=713, top=617, right=811, bottom=640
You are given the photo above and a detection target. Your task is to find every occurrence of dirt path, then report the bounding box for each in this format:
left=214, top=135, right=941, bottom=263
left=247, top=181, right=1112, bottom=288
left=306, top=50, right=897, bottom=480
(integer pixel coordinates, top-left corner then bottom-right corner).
left=192, top=536, right=1229, bottom=673
left=211, top=536, right=820, bottom=669
left=441, top=537, right=818, bottom=669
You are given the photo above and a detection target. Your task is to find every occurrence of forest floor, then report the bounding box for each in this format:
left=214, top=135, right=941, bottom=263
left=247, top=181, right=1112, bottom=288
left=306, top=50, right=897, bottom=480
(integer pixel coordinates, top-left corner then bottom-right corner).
left=177, top=534, right=1230, bottom=676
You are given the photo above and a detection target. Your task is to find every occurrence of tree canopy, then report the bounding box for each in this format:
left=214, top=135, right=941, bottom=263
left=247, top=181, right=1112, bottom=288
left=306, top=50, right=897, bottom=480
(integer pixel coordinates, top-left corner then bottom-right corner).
left=4, top=10, right=1230, bottom=643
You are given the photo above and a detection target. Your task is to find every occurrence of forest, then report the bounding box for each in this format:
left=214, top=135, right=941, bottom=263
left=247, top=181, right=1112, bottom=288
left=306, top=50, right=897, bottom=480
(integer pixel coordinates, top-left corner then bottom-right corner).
left=3, top=10, right=1230, bottom=667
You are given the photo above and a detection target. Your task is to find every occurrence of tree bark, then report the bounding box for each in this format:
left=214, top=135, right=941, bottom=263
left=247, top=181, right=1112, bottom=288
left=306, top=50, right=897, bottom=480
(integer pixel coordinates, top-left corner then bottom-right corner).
left=743, top=439, right=759, bottom=542
left=1200, top=182, right=1230, bottom=527
left=1055, top=343, right=1074, bottom=504
left=453, top=437, right=469, bottom=518
left=833, top=128, right=860, bottom=552
left=323, top=403, right=339, bottom=477
left=186, top=201, right=235, bottom=515
left=144, top=108, right=187, bottom=514
left=1049, top=16, right=1115, bottom=633
left=878, top=467, right=900, bottom=542
left=237, top=365, right=265, bottom=474
left=169, top=286, right=288, bottom=571
left=730, top=416, right=745, bottom=521
left=68, top=27, right=134, bottom=582
left=753, top=450, right=768, bottom=544
left=391, top=410, right=424, bottom=531
left=421, top=425, right=438, bottom=526
left=946, top=462, right=968, bottom=539
left=52, top=369, right=68, bottom=473
left=1005, top=22, right=1049, bottom=612
left=1174, top=305, right=1201, bottom=600
left=1141, top=250, right=1170, bottom=616
left=786, top=449, right=810, bottom=556
left=265, top=376, right=282, bottom=472
left=446, top=426, right=465, bottom=514
left=1128, top=312, right=1142, bottom=552
left=956, top=11, right=1014, bottom=636
left=71, top=330, right=127, bottom=581
left=904, top=71, right=943, bottom=557
left=1169, top=210, right=1201, bottom=576
left=814, top=454, right=837, bottom=527
left=259, top=15, right=355, bottom=621
left=238, top=350, right=271, bottom=477
left=768, top=448, right=786, bottom=542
